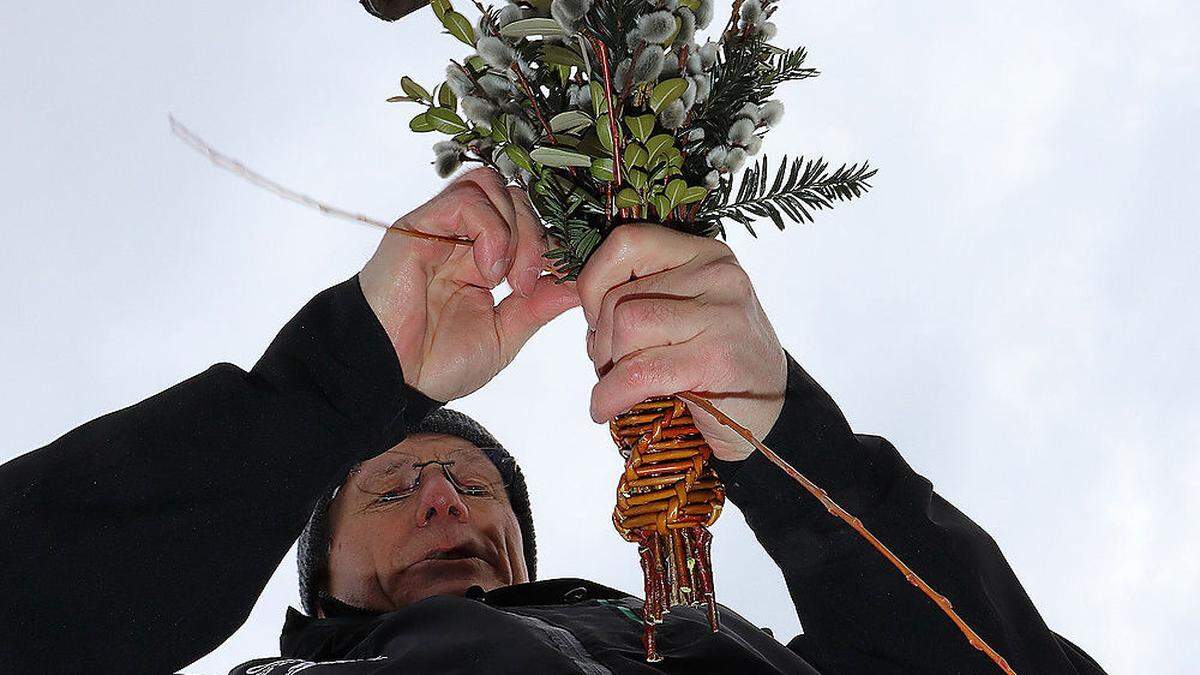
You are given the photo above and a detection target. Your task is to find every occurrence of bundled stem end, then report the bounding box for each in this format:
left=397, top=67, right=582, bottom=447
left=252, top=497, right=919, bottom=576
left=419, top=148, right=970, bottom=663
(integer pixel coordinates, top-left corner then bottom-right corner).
left=610, top=395, right=725, bottom=662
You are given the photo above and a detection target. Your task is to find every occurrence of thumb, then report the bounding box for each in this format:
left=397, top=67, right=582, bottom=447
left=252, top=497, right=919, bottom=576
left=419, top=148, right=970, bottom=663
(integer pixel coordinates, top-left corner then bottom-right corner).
left=495, top=275, right=581, bottom=363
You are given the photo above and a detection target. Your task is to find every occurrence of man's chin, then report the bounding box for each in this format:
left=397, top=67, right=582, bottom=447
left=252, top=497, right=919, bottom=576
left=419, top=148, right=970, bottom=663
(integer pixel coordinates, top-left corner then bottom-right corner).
left=389, top=558, right=506, bottom=606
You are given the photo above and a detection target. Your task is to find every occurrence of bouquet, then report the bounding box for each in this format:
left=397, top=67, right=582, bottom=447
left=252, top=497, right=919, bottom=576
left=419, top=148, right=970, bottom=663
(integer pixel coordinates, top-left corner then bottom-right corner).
left=392, top=0, right=876, bottom=662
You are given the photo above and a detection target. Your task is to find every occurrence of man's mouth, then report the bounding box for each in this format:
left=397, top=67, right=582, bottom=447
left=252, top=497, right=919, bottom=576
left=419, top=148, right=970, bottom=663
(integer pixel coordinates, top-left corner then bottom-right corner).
left=421, top=543, right=493, bottom=566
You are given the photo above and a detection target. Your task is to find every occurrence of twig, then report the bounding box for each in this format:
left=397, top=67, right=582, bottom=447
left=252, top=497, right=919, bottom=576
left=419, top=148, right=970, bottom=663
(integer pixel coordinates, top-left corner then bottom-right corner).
left=168, top=115, right=472, bottom=246
left=587, top=35, right=623, bottom=189
left=676, top=391, right=1017, bottom=675
left=510, top=65, right=558, bottom=144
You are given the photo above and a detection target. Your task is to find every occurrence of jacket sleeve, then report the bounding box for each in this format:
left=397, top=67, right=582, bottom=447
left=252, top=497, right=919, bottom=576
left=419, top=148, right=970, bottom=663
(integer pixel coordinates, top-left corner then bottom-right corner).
left=710, top=351, right=1107, bottom=674
left=0, top=275, right=441, bottom=674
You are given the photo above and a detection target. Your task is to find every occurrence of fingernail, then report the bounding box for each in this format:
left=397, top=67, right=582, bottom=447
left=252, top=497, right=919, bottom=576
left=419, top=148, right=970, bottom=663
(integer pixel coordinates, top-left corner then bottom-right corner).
left=490, top=258, right=511, bottom=281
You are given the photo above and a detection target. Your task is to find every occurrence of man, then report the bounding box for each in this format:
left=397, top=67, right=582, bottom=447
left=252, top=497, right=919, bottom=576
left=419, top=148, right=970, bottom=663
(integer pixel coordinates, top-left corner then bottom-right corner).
left=0, top=169, right=1105, bottom=674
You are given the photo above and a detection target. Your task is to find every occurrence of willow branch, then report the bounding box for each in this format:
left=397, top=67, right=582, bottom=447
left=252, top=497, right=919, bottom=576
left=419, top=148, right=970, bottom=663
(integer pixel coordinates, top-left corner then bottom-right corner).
left=510, top=65, right=558, bottom=144
left=168, top=116, right=472, bottom=246
left=676, top=391, right=1017, bottom=675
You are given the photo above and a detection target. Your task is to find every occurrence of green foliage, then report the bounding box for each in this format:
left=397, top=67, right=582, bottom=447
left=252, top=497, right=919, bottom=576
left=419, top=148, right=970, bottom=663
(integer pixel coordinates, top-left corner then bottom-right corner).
left=500, top=17, right=565, bottom=38
left=625, top=115, right=656, bottom=142
left=649, top=79, right=688, bottom=113
left=410, top=113, right=435, bottom=132
left=531, top=146, right=593, bottom=168
left=442, top=11, right=476, bottom=46
left=701, top=156, right=878, bottom=235
left=541, top=188, right=604, bottom=281
left=426, top=108, right=469, bottom=134
left=401, top=77, right=431, bottom=103
left=389, top=0, right=874, bottom=278
left=550, top=110, right=592, bottom=133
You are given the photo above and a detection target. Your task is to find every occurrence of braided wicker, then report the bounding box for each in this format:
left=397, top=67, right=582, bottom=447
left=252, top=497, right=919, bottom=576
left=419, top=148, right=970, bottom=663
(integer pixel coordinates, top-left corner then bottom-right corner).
left=610, top=395, right=726, bottom=662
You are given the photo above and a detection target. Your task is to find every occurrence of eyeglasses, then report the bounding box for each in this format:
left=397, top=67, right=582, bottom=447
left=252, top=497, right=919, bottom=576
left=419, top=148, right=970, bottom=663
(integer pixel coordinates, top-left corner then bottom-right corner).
left=348, top=448, right=514, bottom=506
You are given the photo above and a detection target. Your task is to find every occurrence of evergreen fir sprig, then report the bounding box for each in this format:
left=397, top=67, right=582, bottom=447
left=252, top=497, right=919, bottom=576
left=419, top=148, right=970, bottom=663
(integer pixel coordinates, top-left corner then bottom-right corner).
left=765, top=46, right=820, bottom=86
left=700, top=155, right=877, bottom=235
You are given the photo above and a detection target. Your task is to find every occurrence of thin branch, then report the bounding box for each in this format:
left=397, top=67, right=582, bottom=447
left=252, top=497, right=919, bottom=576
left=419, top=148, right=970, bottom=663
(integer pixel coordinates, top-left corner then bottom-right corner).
left=510, top=64, right=558, bottom=144
left=168, top=116, right=472, bottom=246
left=676, top=392, right=1017, bottom=675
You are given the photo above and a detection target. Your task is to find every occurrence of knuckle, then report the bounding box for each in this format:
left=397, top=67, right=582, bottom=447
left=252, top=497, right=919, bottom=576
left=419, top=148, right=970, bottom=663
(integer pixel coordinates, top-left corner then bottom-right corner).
left=703, top=258, right=752, bottom=295
left=704, top=236, right=734, bottom=258
left=613, top=299, right=666, bottom=336
left=445, top=181, right=492, bottom=212
left=607, top=223, right=645, bottom=252
left=621, top=352, right=662, bottom=389
left=462, top=165, right=500, bottom=184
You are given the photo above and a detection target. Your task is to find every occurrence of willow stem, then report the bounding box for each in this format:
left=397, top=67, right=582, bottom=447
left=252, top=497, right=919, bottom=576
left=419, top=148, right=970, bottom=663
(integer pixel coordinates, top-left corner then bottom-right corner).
left=676, top=392, right=1017, bottom=675
left=169, top=115, right=472, bottom=246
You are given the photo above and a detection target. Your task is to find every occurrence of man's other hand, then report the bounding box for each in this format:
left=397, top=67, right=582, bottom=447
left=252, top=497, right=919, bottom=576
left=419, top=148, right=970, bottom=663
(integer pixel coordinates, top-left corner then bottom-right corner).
left=360, top=168, right=579, bottom=403
left=578, top=224, right=787, bottom=462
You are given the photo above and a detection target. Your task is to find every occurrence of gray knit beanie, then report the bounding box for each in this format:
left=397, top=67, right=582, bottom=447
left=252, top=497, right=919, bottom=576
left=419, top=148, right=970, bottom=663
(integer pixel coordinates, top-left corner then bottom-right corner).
left=296, top=407, right=536, bottom=615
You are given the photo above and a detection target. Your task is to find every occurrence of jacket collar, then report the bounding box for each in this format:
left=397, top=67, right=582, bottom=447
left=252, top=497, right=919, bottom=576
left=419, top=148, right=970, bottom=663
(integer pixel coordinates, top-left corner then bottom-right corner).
left=281, top=578, right=631, bottom=658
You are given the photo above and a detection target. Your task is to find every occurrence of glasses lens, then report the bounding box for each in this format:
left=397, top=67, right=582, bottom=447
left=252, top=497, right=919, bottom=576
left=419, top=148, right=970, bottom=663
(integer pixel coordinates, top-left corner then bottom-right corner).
left=354, top=448, right=513, bottom=502
left=444, top=448, right=512, bottom=494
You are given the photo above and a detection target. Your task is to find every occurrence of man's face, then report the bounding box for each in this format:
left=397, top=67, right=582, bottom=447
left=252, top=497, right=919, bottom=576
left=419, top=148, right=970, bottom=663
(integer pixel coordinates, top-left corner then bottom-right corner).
left=324, top=433, right=528, bottom=612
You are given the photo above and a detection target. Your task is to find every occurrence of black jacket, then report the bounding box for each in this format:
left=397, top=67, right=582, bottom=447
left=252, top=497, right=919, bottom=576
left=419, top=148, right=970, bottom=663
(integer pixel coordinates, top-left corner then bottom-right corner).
left=0, top=276, right=1106, bottom=674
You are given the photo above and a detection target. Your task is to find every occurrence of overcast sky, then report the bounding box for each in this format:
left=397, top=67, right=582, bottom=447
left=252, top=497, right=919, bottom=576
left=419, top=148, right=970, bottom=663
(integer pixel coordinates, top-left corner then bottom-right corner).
left=1, top=1, right=1196, bottom=673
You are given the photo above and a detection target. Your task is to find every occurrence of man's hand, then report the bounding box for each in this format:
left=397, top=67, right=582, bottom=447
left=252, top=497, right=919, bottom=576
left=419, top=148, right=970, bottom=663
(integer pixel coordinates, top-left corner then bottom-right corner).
left=578, top=223, right=787, bottom=462
left=359, top=168, right=579, bottom=402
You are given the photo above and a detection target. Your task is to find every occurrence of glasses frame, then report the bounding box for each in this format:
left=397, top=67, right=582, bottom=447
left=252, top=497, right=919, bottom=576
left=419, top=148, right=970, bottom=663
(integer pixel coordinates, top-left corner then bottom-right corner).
left=346, top=447, right=515, bottom=506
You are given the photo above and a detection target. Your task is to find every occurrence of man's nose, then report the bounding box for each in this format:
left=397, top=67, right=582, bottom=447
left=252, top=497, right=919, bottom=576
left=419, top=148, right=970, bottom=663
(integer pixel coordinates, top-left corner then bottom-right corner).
left=414, top=470, right=470, bottom=527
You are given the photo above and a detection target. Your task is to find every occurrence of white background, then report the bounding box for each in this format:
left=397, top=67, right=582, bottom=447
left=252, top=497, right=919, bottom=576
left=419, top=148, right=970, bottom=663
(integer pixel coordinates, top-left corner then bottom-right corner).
left=2, top=2, right=1197, bottom=673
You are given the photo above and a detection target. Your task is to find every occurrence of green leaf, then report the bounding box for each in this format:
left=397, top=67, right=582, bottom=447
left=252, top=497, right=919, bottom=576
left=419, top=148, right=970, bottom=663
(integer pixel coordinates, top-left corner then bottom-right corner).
left=490, top=114, right=510, bottom=142
left=680, top=186, right=708, bottom=204
left=530, top=146, right=593, bottom=168
left=615, top=188, right=641, bottom=208
left=505, top=144, right=533, bottom=172
left=442, top=11, right=476, bottom=46
left=387, top=95, right=414, bottom=103
left=652, top=194, right=673, bottom=219
left=590, top=157, right=614, bottom=181
left=466, top=55, right=486, bottom=71
left=555, top=134, right=581, bottom=148
left=665, top=178, right=688, bottom=206
left=596, top=114, right=613, bottom=153
left=649, top=78, right=688, bottom=113
left=576, top=132, right=608, bottom=158
left=401, top=76, right=431, bottom=103
left=426, top=107, right=469, bottom=134
left=590, top=81, right=607, bottom=117
left=625, top=114, right=656, bottom=143
left=645, top=133, right=675, bottom=162
left=573, top=228, right=602, bottom=259
left=500, top=17, right=566, bottom=38
left=437, top=83, right=457, bottom=111
left=543, top=44, right=585, bottom=68
left=550, top=110, right=592, bottom=133
left=430, top=0, right=452, bottom=21
left=409, top=113, right=435, bottom=133
left=623, top=143, right=648, bottom=170
left=627, top=169, right=648, bottom=190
